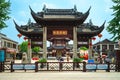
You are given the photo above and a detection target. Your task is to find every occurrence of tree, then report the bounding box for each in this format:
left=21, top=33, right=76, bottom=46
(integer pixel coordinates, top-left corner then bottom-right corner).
left=80, top=46, right=88, bottom=51
left=19, top=41, right=28, bottom=53
left=19, top=41, right=41, bottom=53
left=32, top=47, right=41, bottom=54
left=106, top=0, right=120, bottom=41
left=0, top=0, right=11, bottom=30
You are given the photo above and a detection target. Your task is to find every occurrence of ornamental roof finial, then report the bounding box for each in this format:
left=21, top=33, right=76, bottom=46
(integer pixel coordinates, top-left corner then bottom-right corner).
left=74, top=5, right=77, bottom=12
left=89, top=19, right=93, bottom=26
left=42, top=4, right=46, bottom=11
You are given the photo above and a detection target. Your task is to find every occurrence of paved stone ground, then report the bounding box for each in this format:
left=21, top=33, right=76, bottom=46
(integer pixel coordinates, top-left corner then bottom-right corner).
left=0, top=71, right=120, bottom=80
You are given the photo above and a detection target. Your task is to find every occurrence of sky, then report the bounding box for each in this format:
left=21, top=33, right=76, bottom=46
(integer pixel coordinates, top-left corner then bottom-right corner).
left=1, top=0, right=114, bottom=45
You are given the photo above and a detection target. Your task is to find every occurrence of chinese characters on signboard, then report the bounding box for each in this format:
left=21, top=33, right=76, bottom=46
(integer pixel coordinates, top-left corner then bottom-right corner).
left=53, top=30, right=67, bottom=35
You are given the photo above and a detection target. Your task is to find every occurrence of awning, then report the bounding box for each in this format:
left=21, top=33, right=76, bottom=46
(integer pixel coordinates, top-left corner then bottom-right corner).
left=6, top=48, right=16, bottom=53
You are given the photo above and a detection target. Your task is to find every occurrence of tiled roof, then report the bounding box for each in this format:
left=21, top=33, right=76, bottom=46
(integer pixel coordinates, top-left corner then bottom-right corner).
left=94, top=39, right=117, bottom=45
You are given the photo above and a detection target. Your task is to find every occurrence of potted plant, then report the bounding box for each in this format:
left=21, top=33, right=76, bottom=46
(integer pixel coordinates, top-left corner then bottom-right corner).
left=73, top=58, right=82, bottom=68
left=37, top=58, right=47, bottom=68
left=32, top=47, right=40, bottom=59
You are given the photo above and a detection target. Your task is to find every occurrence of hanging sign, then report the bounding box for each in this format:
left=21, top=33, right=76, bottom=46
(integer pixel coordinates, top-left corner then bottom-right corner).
left=13, top=64, right=35, bottom=70
left=97, top=64, right=108, bottom=69
left=53, top=30, right=67, bottom=35
left=86, top=64, right=96, bottom=69
left=13, top=64, right=24, bottom=69
left=0, top=50, right=5, bottom=62
left=24, top=64, right=35, bottom=70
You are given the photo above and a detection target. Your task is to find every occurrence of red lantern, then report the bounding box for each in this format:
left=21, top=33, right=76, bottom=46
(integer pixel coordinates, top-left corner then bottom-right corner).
left=17, top=34, right=22, bottom=38
left=24, top=36, right=28, bottom=40
left=92, top=37, right=96, bottom=40
left=98, top=34, right=102, bottom=38
left=89, top=43, right=92, bottom=46
left=28, top=42, right=31, bottom=48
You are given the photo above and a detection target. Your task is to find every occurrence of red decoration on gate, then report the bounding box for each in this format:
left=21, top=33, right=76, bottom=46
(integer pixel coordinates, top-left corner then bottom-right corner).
left=17, top=34, right=22, bottom=38
left=98, top=34, right=102, bottom=38
left=24, top=36, right=28, bottom=40
left=89, top=43, right=92, bottom=46
left=92, top=37, right=96, bottom=40
left=28, top=42, right=31, bottom=48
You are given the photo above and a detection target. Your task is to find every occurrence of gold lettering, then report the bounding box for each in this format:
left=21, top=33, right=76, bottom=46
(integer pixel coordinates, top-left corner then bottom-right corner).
left=53, top=30, right=67, bottom=35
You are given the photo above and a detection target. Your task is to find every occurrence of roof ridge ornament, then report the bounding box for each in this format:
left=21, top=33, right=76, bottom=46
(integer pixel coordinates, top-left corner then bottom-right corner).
left=78, top=6, right=91, bottom=22
left=100, top=20, right=106, bottom=28
left=13, top=20, right=19, bottom=28
left=42, top=4, right=46, bottom=12
left=88, top=6, right=91, bottom=12
left=89, top=19, right=93, bottom=26
left=74, top=5, right=77, bottom=12
left=29, top=6, right=34, bottom=13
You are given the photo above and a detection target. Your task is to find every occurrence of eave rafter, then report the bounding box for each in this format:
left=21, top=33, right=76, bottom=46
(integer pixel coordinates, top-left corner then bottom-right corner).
left=13, top=20, right=43, bottom=38
left=77, top=21, right=105, bottom=37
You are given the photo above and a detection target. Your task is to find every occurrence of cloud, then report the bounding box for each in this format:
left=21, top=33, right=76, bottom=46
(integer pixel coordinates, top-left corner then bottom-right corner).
left=69, top=0, right=92, bottom=11
left=19, top=11, right=29, bottom=17
left=12, top=16, right=26, bottom=25
left=104, top=0, right=113, bottom=13
left=69, top=0, right=89, bottom=6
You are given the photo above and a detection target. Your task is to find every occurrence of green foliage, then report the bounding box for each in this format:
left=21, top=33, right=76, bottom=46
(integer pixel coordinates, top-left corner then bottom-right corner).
left=37, top=58, right=47, bottom=62
left=32, top=47, right=40, bottom=54
left=0, top=0, right=11, bottom=30
left=19, top=41, right=28, bottom=53
left=73, top=58, right=83, bottom=62
left=80, top=46, right=88, bottom=51
left=106, top=0, right=120, bottom=41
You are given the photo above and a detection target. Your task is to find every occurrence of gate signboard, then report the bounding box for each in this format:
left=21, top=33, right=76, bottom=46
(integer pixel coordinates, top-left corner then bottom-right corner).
left=13, top=64, right=35, bottom=70
left=0, top=50, right=5, bottom=62
left=24, top=64, right=35, bottom=70
left=86, top=64, right=96, bottom=69
left=13, top=64, right=24, bottom=69
left=97, top=64, right=108, bottom=69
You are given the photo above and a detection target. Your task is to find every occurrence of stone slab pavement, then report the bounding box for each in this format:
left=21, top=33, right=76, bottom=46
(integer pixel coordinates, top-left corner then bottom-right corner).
left=0, top=71, right=120, bottom=80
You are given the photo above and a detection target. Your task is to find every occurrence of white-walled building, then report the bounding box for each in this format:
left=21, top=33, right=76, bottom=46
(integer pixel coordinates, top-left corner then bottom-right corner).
left=93, top=39, right=119, bottom=55
left=0, top=33, right=18, bottom=60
